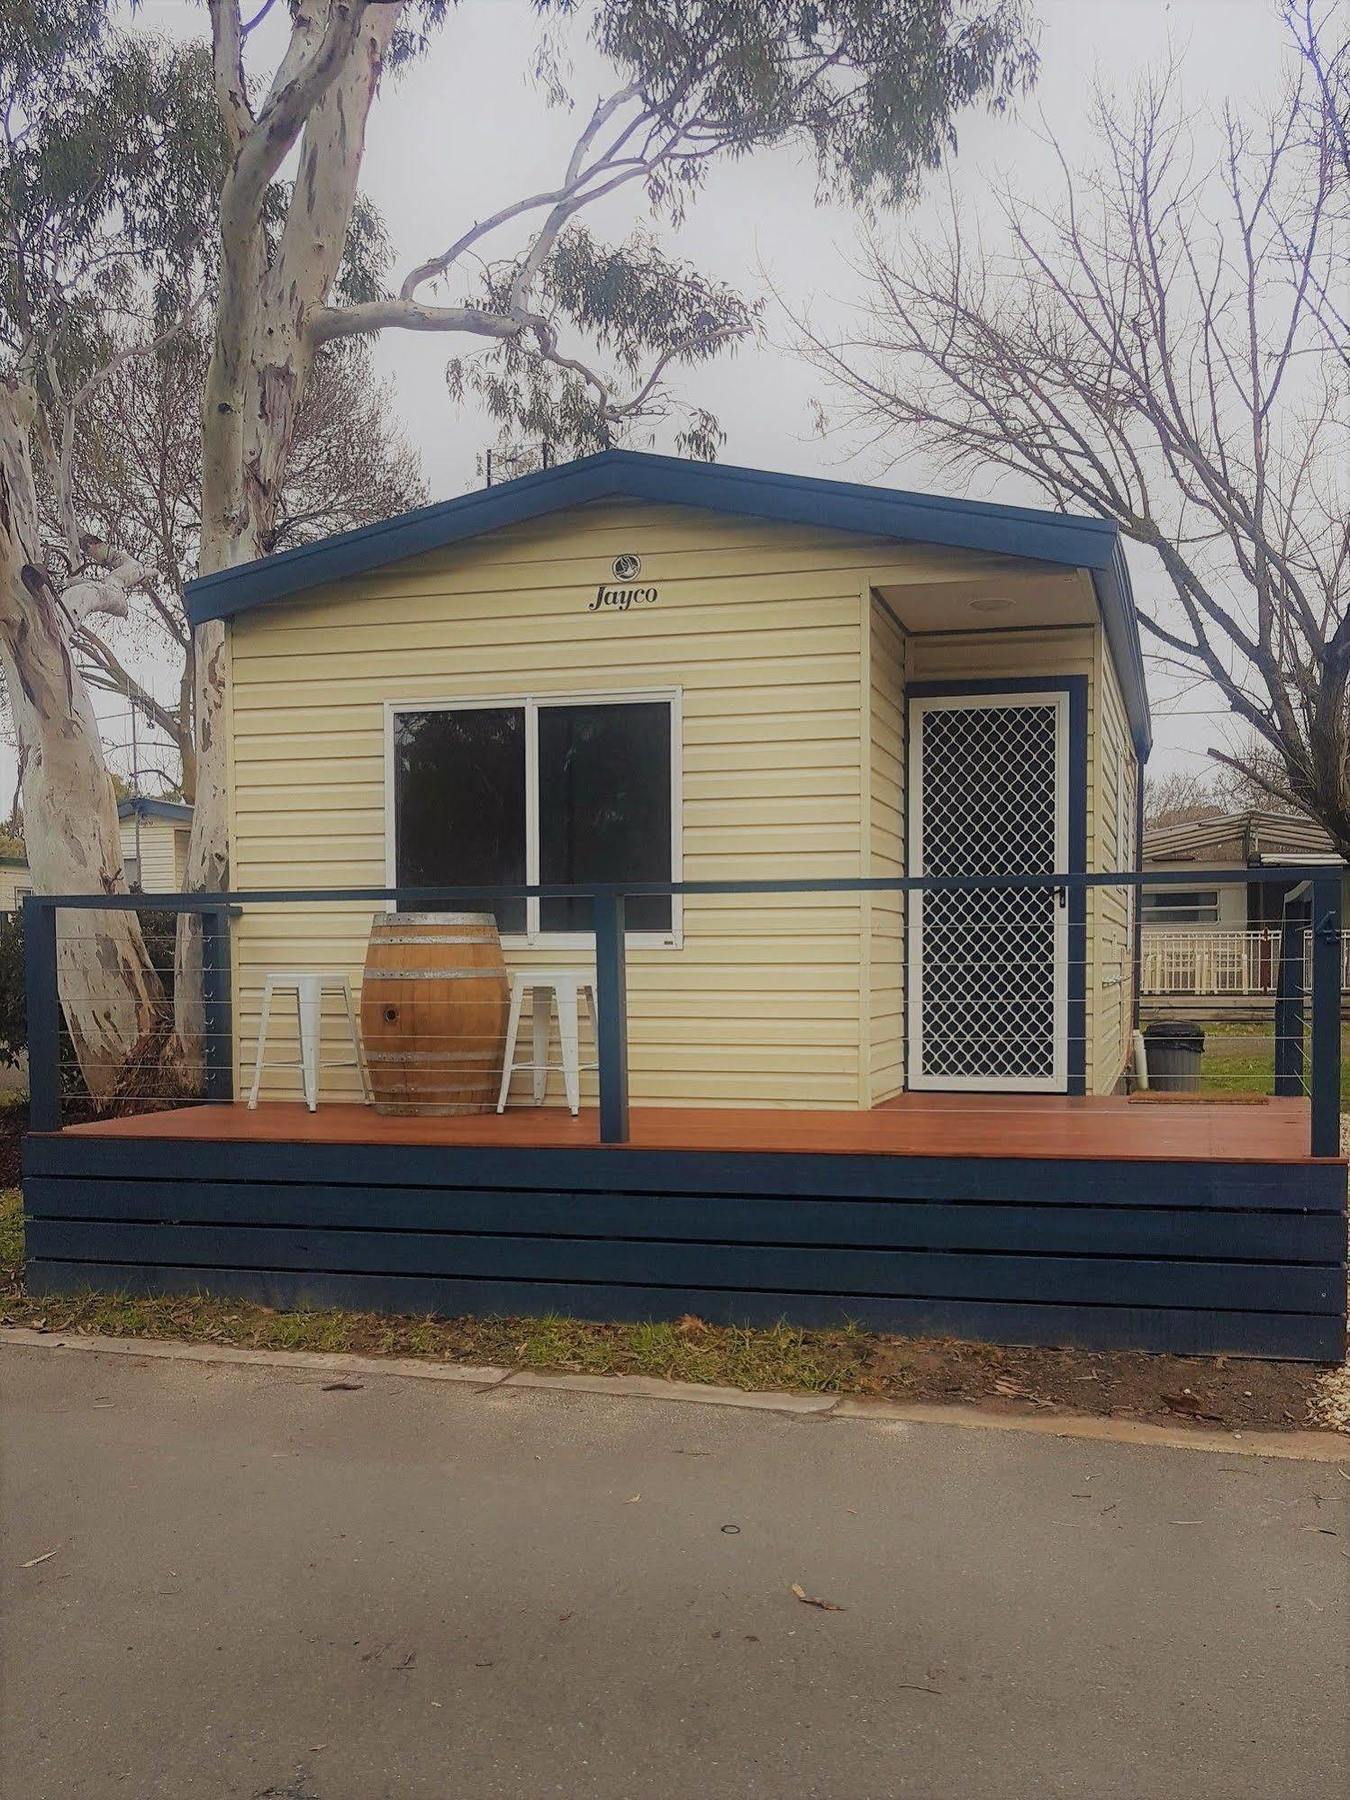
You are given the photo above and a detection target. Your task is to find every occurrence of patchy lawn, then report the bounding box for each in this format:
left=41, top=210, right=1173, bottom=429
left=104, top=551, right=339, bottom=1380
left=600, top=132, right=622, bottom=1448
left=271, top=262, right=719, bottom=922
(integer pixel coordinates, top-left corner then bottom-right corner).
left=1198, top=1021, right=1350, bottom=1099
left=3, top=1188, right=1343, bottom=1435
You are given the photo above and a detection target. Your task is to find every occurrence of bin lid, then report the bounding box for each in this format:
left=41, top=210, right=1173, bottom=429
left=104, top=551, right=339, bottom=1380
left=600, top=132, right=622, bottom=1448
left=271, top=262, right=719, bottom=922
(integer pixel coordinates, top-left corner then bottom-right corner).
left=1144, top=1020, right=1206, bottom=1049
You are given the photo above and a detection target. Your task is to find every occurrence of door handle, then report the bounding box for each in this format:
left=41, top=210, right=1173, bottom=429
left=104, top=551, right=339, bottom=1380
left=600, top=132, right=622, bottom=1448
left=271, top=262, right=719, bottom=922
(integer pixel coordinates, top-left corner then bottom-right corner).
left=1053, top=884, right=1067, bottom=909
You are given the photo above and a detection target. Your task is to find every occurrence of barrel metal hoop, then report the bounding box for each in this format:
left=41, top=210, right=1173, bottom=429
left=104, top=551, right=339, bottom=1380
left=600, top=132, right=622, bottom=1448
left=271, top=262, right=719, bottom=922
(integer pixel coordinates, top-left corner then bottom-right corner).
left=371, top=911, right=499, bottom=927
left=367, top=933, right=499, bottom=946
left=362, top=967, right=509, bottom=981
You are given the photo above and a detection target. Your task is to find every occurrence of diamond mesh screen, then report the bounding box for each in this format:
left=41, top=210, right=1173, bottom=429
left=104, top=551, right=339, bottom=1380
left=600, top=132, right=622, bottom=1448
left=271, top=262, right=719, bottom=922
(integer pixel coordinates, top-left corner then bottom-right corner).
left=917, top=703, right=1060, bottom=1082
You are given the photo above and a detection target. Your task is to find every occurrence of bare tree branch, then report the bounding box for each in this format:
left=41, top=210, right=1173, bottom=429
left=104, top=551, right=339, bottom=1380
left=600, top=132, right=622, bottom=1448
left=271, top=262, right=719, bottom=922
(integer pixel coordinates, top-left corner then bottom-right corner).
left=800, top=17, right=1350, bottom=849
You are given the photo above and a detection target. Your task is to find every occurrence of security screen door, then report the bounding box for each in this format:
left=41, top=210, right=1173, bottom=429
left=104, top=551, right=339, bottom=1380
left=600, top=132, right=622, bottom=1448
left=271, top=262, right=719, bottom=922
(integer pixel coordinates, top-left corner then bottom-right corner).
left=908, top=692, right=1069, bottom=1092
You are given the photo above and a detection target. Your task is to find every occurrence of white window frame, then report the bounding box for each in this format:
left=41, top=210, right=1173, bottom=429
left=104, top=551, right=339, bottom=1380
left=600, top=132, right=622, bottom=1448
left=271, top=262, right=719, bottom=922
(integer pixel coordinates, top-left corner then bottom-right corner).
left=384, top=687, right=684, bottom=950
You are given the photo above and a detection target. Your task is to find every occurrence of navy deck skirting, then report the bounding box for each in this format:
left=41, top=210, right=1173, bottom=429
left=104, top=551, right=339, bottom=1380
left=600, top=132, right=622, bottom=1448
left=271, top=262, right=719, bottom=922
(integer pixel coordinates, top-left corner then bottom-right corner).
left=22, top=1133, right=1349, bottom=1361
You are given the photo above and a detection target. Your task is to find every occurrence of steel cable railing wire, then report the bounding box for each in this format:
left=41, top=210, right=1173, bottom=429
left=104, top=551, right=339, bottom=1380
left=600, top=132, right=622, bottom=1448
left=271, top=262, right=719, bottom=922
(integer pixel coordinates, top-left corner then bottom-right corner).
left=21, top=866, right=1345, bottom=1151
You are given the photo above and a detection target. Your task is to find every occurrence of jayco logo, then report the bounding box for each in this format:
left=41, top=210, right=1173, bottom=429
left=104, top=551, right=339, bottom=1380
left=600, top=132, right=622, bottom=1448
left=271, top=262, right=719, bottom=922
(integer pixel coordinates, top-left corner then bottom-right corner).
left=588, top=584, right=659, bottom=611
left=588, top=554, right=659, bottom=611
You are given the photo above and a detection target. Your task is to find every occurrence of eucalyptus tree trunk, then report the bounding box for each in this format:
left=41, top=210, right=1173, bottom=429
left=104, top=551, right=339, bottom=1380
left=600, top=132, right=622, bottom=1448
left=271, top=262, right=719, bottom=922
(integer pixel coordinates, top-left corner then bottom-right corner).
left=176, top=2, right=404, bottom=1070
left=0, top=379, right=162, bottom=1098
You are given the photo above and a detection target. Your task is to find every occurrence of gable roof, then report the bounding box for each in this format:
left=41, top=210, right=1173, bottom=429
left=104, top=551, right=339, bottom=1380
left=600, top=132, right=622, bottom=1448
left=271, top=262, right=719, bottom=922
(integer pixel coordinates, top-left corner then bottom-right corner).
left=183, top=448, right=1151, bottom=756
left=118, top=796, right=192, bottom=826
left=1144, top=808, right=1341, bottom=866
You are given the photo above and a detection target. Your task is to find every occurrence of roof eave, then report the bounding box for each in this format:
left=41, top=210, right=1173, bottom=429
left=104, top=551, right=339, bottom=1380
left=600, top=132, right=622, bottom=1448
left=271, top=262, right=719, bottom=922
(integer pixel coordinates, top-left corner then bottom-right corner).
left=118, top=798, right=193, bottom=824
left=182, top=446, right=1150, bottom=759
left=184, top=449, right=1122, bottom=627
left=1091, top=541, right=1152, bottom=760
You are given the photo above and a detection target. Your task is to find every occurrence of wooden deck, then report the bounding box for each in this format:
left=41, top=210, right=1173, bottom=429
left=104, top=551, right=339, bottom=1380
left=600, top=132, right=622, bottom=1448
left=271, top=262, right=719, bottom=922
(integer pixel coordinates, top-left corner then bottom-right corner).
left=28, top=1093, right=1346, bottom=1360
left=55, top=1092, right=1333, bottom=1164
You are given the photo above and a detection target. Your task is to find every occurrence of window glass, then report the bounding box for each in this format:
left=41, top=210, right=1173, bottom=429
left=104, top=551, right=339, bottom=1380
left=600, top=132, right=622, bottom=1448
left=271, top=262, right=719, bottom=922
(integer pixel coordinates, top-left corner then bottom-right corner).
left=394, top=708, right=526, bottom=932
left=538, top=701, right=672, bottom=932
left=1143, top=888, right=1220, bottom=924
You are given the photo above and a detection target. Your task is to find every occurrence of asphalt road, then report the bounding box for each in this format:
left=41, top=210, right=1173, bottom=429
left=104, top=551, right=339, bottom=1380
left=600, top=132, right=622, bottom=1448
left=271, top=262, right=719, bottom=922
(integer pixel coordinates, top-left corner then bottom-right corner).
left=1, top=1344, right=1346, bottom=1800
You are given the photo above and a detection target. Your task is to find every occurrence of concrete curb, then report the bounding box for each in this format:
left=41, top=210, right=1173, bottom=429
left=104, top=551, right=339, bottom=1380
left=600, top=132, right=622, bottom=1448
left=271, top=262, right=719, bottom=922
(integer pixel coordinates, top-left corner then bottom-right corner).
left=2, top=1327, right=1346, bottom=1461
left=830, top=1395, right=1349, bottom=1460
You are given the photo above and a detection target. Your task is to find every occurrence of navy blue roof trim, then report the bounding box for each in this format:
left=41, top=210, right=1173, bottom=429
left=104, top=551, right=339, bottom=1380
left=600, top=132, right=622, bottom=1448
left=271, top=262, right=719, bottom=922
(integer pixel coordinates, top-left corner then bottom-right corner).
left=1092, top=540, right=1150, bottom=761
left=184, top=448, right=1150, bottom=756
left=118, top=797, right=192, bottom=824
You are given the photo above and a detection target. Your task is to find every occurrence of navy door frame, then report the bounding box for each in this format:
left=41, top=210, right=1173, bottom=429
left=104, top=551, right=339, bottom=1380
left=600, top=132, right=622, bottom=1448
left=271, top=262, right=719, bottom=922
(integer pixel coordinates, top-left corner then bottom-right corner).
left=906, top=677, right=1089, bottom=1097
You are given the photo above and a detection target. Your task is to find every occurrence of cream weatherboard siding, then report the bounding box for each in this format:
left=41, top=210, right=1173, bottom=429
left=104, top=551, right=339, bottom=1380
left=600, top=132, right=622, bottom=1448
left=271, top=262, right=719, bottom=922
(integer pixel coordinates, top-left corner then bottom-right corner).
left=119, top=818, right=190, bottom=893
left=865, top=596, right=905, bottom=1103
left=229, top=501, right=1009, bottom=1109
left=0, top=860, right=30, bottom=912
left=1092, top=634, right=1139, bottom=1093
left=225, top=498, right=1140, bottom=1106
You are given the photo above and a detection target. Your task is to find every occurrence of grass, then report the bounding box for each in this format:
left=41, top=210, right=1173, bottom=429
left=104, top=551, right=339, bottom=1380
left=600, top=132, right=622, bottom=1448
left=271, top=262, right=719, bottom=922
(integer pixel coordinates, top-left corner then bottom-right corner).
left=0, top=1183, right=22, bottom=1279
left=1197, top=1022, right=1350, bottom=1100
left=2, top=1187, right=1338, bottom=1431
left=0, top=1187, right=908, bottom=1395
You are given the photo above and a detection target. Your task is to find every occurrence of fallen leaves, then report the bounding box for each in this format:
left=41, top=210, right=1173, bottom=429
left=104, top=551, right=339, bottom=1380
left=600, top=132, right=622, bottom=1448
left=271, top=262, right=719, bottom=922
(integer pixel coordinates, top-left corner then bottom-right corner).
left=991, top=1377, right=1057, bottom=1410
left=790, top=1582, right=846, bottom=1612
left=1161, top=1389, right=1221, bottom=1422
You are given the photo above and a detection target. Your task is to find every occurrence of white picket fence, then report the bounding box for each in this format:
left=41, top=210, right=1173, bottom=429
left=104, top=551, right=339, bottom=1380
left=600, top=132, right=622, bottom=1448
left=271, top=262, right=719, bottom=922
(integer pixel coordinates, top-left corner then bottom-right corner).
left=1140, top=928, right=1350, bottom=996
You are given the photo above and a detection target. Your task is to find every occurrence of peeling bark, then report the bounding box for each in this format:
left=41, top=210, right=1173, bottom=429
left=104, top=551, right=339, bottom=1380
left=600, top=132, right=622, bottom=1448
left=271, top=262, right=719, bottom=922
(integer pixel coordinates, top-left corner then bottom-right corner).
left=0, top=378, right=162, bottom=1098
left=178, top=2, right=405, bottom=1065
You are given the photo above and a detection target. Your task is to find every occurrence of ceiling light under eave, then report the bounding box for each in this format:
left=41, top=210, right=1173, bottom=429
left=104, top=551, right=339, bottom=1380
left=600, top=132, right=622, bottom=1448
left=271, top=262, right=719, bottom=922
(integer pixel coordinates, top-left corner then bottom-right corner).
left=969, top=596, right=1015, bottom=613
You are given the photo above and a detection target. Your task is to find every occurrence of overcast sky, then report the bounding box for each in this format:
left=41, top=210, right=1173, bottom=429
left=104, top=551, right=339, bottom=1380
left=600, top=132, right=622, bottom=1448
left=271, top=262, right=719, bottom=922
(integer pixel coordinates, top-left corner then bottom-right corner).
left=31, top=0, right=1294, bottom=807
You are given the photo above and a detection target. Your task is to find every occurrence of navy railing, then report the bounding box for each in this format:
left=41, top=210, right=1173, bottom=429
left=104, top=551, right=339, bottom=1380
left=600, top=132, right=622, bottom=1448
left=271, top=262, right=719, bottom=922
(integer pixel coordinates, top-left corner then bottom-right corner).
left=1273, top=876, right=1345, bottom=1155
left=22, top=864, right=1345, bottom=1156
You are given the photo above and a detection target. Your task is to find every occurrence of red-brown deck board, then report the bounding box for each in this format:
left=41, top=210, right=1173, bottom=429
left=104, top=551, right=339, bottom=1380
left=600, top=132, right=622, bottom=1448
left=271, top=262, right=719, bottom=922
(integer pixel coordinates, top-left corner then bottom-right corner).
left=53, top=1093, right=1336, bottom=1164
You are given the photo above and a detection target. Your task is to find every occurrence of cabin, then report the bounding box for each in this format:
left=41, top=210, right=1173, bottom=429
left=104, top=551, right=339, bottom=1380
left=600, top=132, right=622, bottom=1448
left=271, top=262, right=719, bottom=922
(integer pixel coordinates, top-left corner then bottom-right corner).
left=1143, top=808, right=1347, bottom=933
left=0, top=802, right=192, bottom=910
left=22, top=453, right=1346, bottom=1361
left=208, top=452, right=1148, bottom=1110
left=0, top=854, right=31, bottom=915
left=118, top=797, right=193, bottom=893
left=1141, top=809, right=1350, bottom=1012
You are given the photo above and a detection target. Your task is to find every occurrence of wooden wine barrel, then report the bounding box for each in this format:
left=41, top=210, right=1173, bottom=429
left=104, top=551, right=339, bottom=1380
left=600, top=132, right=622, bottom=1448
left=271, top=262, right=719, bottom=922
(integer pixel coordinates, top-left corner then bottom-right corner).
left=360, top=912, right=510, bottom=1116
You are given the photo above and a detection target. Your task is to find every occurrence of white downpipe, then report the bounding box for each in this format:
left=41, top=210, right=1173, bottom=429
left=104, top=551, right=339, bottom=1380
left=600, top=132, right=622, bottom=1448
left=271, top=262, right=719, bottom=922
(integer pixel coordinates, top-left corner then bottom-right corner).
left=1131, top=1029, right=1149, bottom=1091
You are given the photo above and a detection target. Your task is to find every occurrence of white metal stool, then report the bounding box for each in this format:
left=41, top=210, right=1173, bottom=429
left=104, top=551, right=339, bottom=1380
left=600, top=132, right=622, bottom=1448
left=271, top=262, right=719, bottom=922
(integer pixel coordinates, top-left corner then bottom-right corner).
left=247, top=972, right=370, bottom=1111
left=496, top=971, right=597, bottom=1116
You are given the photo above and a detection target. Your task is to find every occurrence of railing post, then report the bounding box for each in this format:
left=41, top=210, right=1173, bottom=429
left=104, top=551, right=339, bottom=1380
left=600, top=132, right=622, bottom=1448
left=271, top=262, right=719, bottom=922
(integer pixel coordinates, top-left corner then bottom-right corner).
left=1309, top=873, right=1341, bottom=1157
left=22, top=897, right=61, bottom=1132
left=201, top=905, right=235, bottom=1103
left=593, top=892, right=629, bottom=1145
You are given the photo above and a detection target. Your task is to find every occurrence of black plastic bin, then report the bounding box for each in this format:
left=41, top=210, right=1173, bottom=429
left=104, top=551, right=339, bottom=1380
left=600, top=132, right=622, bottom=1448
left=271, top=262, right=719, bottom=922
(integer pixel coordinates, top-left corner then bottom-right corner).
left=1144, top=1020, right=1206, bottom=1093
